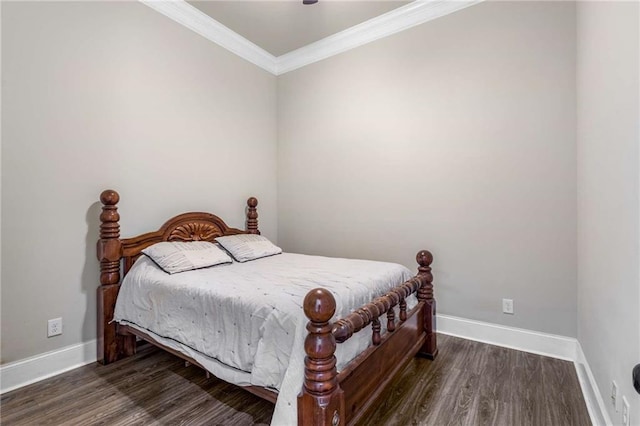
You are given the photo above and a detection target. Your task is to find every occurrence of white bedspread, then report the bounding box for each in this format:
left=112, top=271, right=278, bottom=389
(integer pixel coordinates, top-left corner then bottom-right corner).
left=113, top=252, right=416, bottom=425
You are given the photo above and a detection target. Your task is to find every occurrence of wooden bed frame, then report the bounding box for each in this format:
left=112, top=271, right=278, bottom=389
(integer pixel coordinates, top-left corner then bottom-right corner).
left=97, top=189, right=438, bottom=426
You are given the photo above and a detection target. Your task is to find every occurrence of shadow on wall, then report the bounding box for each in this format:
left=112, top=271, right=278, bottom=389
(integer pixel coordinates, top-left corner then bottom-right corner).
left=81, top=201, right=102, bottom=343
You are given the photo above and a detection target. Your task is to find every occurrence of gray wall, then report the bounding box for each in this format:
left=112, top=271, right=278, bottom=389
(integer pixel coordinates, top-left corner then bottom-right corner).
left=278, top=1, right=577, bottom=336
left=576, top=1, right=640, bottom=422
left=7, top=9, right=636, bottom=419
left=1, top=1, right=277, bottom=363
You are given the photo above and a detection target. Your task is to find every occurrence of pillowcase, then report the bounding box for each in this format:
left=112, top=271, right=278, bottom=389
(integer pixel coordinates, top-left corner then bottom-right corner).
left=215, top=234, right=282, bottom=262
left=142, top=241, right=233, bottom=274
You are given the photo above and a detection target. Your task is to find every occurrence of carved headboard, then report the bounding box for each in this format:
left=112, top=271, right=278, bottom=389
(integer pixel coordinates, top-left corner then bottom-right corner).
left=97, top=189, right=260, bottom=280
left=96, top=189, right=260, bottom=363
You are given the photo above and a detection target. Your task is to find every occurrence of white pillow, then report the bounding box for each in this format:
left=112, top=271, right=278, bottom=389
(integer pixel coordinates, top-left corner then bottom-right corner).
left=215, top=234, right=282, bottom=262
left=142, top=241, right=233, bottom=274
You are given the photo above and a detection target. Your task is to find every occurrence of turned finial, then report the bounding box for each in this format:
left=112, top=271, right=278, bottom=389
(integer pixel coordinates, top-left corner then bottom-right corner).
left=98, top=189, right=122, bottom=286
left=302, top=288, right=338, bottom=399
left=304, top=288, right=336, bottom=324
left=246, top=197, right=259, bottom=234
left=100, top=189, right=119, bottom=206
left=416, top=250, right=433, bottom=268
left=299, top=288, right=344, bottom=426
left=99, top=190, right=120, bottom=238
left=417, top=250, right=433, bottom=279
left=416, top=249, right=438, bottom=358
left=416, top=250, right=434, bottom=303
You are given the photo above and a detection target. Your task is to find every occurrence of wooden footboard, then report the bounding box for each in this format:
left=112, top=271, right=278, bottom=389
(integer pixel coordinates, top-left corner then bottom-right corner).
left=298, top=251, right=437, bottom=426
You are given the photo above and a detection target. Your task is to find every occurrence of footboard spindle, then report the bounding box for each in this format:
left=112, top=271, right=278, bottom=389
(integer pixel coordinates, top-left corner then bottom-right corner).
left=332, top=275, right=424, bottom=344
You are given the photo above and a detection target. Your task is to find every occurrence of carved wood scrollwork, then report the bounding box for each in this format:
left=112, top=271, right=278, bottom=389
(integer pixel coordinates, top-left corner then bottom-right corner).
left=168, top=222, right=222, bottom=242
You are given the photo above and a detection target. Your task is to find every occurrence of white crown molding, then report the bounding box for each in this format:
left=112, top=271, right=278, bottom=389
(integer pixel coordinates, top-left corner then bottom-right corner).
left=139, top=1, right=484, bottom=76
left=276, top=0, right=485, bottom=74
left=140, top=0, right=278, bottom=75
left=0, top=340, right=97, bottom=394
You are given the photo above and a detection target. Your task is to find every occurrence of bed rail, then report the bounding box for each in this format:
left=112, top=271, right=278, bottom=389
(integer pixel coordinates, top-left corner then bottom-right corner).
left=298, top=251, right=437, bottom=426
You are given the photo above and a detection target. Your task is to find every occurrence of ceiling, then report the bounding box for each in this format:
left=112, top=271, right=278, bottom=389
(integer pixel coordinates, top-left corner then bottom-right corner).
left=187, top=1, right=411, bottom=56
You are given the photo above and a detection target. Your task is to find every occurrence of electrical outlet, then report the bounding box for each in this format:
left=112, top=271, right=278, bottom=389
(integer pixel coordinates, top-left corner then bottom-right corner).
left=611, top=381, right=618, bottom=410
left=622, top=396, right=630, bottom=426
left=47, top=318, right=62, bottom=337
left=502, top=298, right=514, bottom=314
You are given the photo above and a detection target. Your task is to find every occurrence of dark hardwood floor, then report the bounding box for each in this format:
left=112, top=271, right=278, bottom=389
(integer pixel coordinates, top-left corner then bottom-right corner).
left=358, top=335, right=590, bottom=426
left=1, top=334, right=590, bottom=425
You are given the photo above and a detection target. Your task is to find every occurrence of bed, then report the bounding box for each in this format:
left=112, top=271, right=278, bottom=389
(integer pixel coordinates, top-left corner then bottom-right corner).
left=96, top=189, right=438, bottom=426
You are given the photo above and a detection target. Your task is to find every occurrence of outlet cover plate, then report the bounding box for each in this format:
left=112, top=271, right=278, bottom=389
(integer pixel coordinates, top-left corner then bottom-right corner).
left=47, top=318, right=62, bottom=337
left=502, top=298, right=514, bottom=314
left=622, top=396, right=630, bottom=426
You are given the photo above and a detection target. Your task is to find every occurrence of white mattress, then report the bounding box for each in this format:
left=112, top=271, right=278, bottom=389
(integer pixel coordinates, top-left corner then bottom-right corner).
left=113, top=252, right=416, bottom=425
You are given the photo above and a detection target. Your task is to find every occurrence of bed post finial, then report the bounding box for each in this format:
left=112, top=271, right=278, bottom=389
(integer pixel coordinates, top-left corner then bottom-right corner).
left=416, top=250, right=433, bottom=273
left=246, top=197, right=260, bottom=234
left=97, top=189, right=135, bottom=364
left=416, top=250, right=437, bottom=359
left=98, top=190, right=121, bottom=285
left=298, top=288, right=345, bottom=426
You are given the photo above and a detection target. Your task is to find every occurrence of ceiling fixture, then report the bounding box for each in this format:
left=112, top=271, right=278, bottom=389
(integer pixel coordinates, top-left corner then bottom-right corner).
left=303, top=0, right=318, bottom=4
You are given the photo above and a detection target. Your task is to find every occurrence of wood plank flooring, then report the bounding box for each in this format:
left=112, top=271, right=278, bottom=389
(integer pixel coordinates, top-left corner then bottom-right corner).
left=1, top=334, right=590, bottom=425
left=358, top=335, right=590, bottom=426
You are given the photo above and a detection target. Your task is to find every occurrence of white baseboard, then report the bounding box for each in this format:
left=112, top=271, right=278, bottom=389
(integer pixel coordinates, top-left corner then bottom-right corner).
left=436, top=314, right=577, bottom=360
left=0, top=318, right=611, bottom=426
left=575, top=342, right=612, bottom=426
left=0, top=340, right=97, bottom=394
left=435, top=314, right=608, bottom=426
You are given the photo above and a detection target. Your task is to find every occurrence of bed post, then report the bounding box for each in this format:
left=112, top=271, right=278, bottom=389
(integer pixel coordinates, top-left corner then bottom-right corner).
left=96, top=190, right=136, bottom=364
left=246, top=197, right=260, bottom=235
left=416, top=250, right=438, bottom=359
left=298, top=288, right=345, bottom=426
